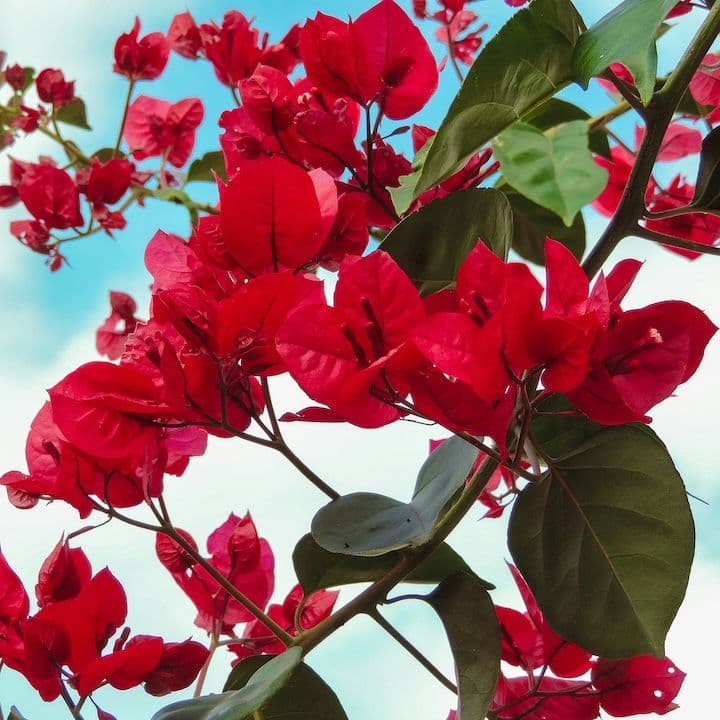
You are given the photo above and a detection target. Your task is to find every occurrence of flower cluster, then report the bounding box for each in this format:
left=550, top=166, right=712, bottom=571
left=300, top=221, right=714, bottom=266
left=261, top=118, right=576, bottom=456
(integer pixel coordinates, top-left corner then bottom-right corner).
left=444, top=565, right=685, bottom=720
left=0, top=540, right=208, bottom=710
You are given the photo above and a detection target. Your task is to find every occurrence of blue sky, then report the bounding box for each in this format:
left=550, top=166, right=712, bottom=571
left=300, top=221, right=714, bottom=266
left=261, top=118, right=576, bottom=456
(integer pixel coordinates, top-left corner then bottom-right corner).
left=0, top=1, right=718, bottom=718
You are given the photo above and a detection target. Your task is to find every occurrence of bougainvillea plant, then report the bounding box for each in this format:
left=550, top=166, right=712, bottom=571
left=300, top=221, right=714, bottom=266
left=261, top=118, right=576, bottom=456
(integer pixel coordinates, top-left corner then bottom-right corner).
left=1, top=0, right=718, bottom=717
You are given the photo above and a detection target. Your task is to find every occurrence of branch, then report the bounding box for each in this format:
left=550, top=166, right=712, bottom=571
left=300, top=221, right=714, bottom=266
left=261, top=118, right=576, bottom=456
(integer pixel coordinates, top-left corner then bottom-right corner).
left=583, top=2, right=720, bottom=278
left=634, top=223, right=720, bottom=256
left=600, top=68, right=646, bottom=117
left=367, top=609, right=457, bottom=694
left=295, top=455, right=499, bottom=654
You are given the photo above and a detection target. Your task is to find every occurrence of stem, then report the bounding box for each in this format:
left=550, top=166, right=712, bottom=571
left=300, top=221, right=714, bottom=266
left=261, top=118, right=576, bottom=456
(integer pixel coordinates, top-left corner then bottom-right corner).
left=295, top=455, right=499, bottom=654
left=114, top=80, right=135, bottom=156
left=583, top=2, right=720, bottom=278
left=193, top=629, right=219, bottom=698
left=443, top=14, right=465, bottom=83
left=587, top=100, right=632, bottom=132
left=601, top=68, right=646, bottom=117
left=633, top=223, right=720, bottom=256
left=368, top=609, right=458, bottom=694
left=59, top=682, right=84, bottom=720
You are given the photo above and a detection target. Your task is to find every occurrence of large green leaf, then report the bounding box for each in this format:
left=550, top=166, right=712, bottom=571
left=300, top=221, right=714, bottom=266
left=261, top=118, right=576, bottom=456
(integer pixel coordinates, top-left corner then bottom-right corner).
left=493, top=121, right=607, bottom=226
left=426, top=573, right=501, bottom=720
left=523, top=98, right=610, bottom=158
left=293, top=534, right=492, bottom=594
left=311, top=436, right=479, bottom=556
left=55, top=98, right=91, bottom=130
left=410, top=0, right=584, bottom=199
left=381, top=188, right=513, bottom=295
left=502, top=186, right=586, bottom=265
left=188, top=150, right=227, bottom=183
left=509, top=419, right=694, bottom=658
left=573, top=0, right=677, bottom=104
left=224, top=656, right=348, bottom=720
left=151, top=648, right=302, bottom=720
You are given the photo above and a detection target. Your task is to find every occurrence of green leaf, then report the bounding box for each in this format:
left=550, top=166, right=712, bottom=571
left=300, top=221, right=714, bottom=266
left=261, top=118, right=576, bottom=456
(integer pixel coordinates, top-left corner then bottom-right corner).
left=692, top=126, right=720, bottom=208
left=92, top=147, right=125, bottom=162
left=21, top=67, right=34, bottom=92
left=293, top=534, right=493, bottom=594
left=187, top=150, right=227, bottom=183
left=411, top=0, right=584, bottom=198
left=8, top=708, right=30, bottom=720
left=523, top=98, right=610, bottom=158
left=381, top=188, right=513, bottom=295
left=503, top=186, right=585, bottom=265
left=572, top=0, right=677, bottom=105
left=55, top=98, right=91, bottom=130
left=224, top=656, right=348, bottom=720
left=492, top=121, right=607, bottom=226
left=426, top=573, right=501, bottom=720
left=151, top=188, right=199, bottom=225
left=152, top=649, right=302, bottom=720
left=311, top=436, right=479, bottom=556
left=508, top=419, right=694, bottom=658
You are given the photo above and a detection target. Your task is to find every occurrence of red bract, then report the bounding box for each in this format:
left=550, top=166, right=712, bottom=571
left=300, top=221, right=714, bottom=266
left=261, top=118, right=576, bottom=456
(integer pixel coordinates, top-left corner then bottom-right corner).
left=18, top=164, right=83, bottom=229
left=592, top=146, right=635, bottom=217
left=155, top=513, right=275, bottom=633
left=231, top=584, right=337, bottom=660
left=645, top=176, right=720, bottom=258
left=492, top=675, right=600, bottom=720
left=96, top=291, right=140, bottom=360
left=35, top=539, right=91, bottom=608
left=5, top=63, right=27, bottom=91
left=35, top=68, right=74, bottom=107
left=218, top=155, right=336, bottom=273
left=434, top=10, right=487, bottom=67
left=277, top=250, right=424, bottom=427
left=569, top=300, right=717, bottom=424
left=690, top=52, right=720, bottom=107
left=167, top=12, right=202, bottom=59
left=301, top=0, right=438, bottom=119
left=123, top=95, right=203, bottom=167
left=592, top=656, right=685, bottom=716
left=48, top=361, right=164, bottom=459
left=199, top=11, right=261, bottom=85
left=143, top=639, right=210, bottom=696
left=79, top=157, right=133, bottom=206
left=634, top=123, right=702, bottom=162
left=114, top=18, right=170, bottom=80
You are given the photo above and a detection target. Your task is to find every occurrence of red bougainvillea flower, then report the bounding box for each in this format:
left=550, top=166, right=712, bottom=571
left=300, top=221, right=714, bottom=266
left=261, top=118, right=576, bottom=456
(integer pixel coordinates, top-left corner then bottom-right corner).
left=77, top=157, right=133, bottom=206
left=123, top=95, right=204, bottom=167
left=96, top=291, right=140, bottom=360
left=592, top=656, right=685, bottom=716
left=491, top=675, right=600, bottom=720
left=433, top=10, right=487, bottom=67
left=198, top=11, right=261, bottom=85
left=690, top=52, right=720, bottom=108
left=35, top=68, right=74, bottom=107
left=167, top=12, right=202, bottom=59
left=634, top=123, right=702, bottom=162
left=48, top=361, right=165, bottom=459
left=592, top=146, right=636, bottom=217
left=667, top=1, right=694, bottom=17
left=231, top=584, right=338, bottom=661
left=569, top=299, right=717, bottom=424
left=277, top=250, right=425, bottom=427
left=155, top=513, right=275, bottom=633
left=301, top=0, right=438, bottom=119
left=0, top=545, right=209, bottom=702
left=114, top=18, right=170, bottom=80
left=4, top=63, right=27, bottom=91
left=218, top=155, right=337, bottom=274
left=18, top=163, right=83, bottom=229
left=645, top=175, right=720, bottom=258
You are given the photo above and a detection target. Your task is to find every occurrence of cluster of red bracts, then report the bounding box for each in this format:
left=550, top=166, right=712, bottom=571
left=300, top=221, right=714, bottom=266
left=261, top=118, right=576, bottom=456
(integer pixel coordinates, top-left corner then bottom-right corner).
left=155, top=513, right=337, bottom=661
left=0, top=540, right=208, bottom=707
left=1, top=149, right=715, bottom=514
left=445, top=565, right=685, bottom=720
